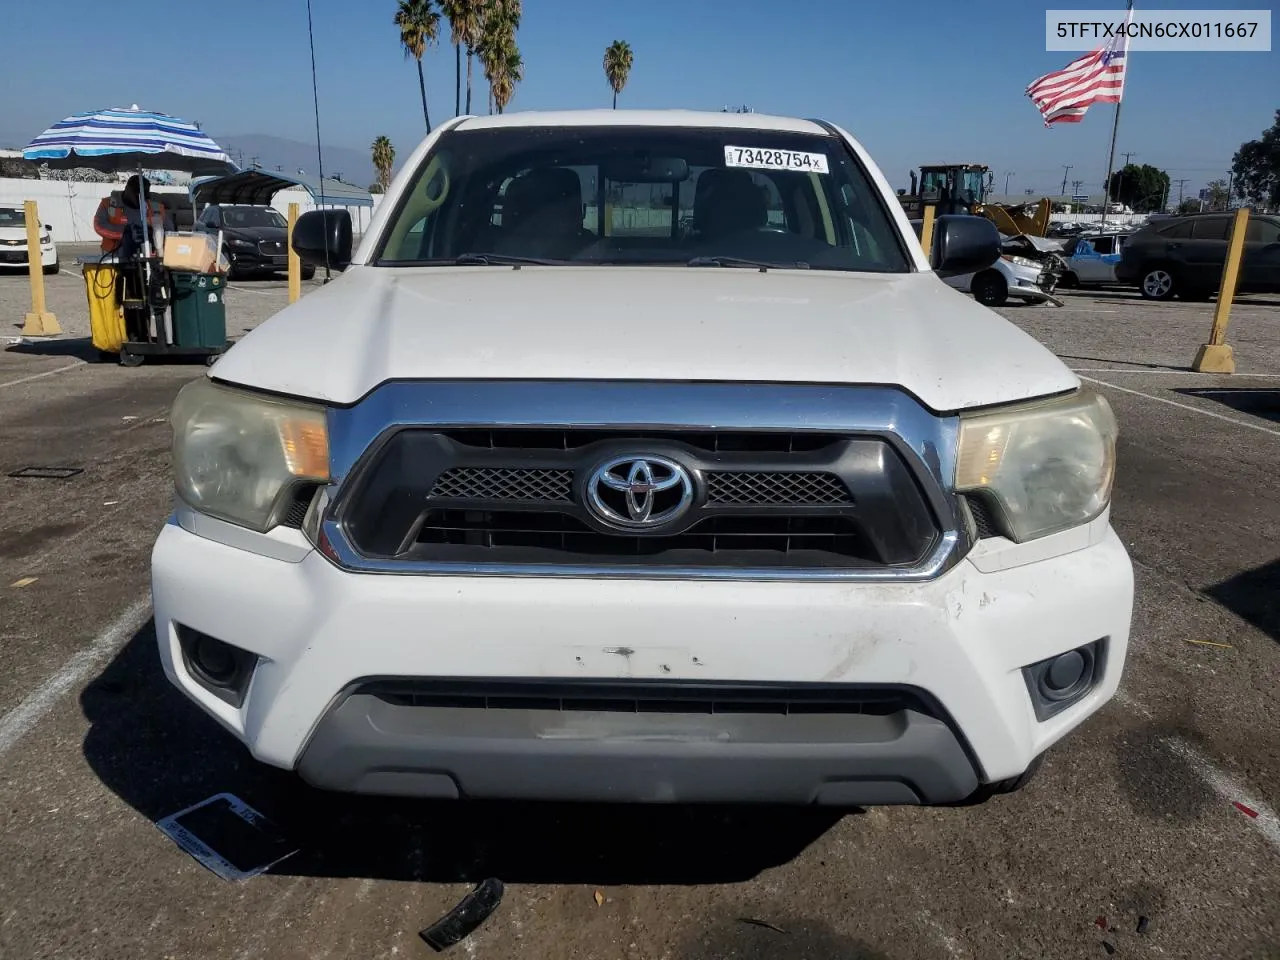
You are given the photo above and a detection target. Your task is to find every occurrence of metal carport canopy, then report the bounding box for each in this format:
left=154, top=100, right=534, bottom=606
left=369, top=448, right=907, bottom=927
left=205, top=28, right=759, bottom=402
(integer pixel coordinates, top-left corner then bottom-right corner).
left=189, top=168, right=374, bottom=207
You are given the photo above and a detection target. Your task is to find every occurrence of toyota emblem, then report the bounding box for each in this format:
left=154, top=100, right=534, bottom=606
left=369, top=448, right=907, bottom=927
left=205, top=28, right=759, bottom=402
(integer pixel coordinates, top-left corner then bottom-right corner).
left=585, top=455, right=695, bottom=530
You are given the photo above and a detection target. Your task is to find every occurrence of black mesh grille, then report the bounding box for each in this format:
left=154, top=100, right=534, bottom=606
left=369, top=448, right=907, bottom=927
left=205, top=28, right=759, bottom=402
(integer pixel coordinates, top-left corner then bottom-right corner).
left=280, top=485, right=318, bottom=528
left=431, top=467, right=573, bottom=502
left=707, top=471, right=852, bottom=506
left=415, top=510, right=870, bottom=564
left=339, top=427, right=944, bottom=568
left=965, top=495, right=1002, bottom=539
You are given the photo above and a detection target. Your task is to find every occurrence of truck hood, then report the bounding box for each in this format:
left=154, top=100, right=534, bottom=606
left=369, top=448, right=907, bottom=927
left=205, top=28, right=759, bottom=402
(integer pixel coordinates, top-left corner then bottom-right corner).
left=210, top=266, right=1078, bottom=412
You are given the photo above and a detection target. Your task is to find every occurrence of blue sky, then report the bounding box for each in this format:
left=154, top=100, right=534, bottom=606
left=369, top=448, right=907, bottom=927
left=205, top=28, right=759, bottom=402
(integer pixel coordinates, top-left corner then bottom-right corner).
left=3, top=0, right=1275, bottom=195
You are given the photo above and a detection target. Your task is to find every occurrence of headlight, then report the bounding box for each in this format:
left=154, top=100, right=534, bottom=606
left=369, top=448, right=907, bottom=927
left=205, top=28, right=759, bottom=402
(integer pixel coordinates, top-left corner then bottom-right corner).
left=40, top=234, right=52, bottom=246
left=955, top=389, right=1117, bottom=542
left=171, top=378, right=329, bottom=531
left=1001, top=254, right=1039, bottom=269
left=230, top=238, right=255, bottom=248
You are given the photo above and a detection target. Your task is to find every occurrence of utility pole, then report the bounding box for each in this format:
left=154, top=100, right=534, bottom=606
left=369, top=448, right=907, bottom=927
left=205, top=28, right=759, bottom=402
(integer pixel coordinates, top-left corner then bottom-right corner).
left=1071, top=179, right=1083, bottom=194
left=1175, top=178, right=1190, bottom=208
left=1004, top=170, right=1014, bottom=194
left=1060, top=164, right=1072, bottom=195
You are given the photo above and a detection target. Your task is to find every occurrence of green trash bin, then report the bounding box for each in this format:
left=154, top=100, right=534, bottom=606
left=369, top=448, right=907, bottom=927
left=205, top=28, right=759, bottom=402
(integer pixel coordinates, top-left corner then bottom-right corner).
left=169, top=271, right=227, bottom=350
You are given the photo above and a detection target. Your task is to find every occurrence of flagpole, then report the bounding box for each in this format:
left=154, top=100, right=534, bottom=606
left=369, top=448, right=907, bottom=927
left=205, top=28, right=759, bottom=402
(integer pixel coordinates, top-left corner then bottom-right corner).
left=1099, top=0, right=1133, bottom=231
left=1100, top=102, right=1122, bottom=230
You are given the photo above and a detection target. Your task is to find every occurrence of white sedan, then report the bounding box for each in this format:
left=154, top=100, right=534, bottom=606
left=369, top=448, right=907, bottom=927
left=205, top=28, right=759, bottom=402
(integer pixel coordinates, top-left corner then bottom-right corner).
left=909, top=219, right=1059, bottom=306
left=944, top=251, right=1057, bottom=307
left=0, top=206, right=59, bottom=274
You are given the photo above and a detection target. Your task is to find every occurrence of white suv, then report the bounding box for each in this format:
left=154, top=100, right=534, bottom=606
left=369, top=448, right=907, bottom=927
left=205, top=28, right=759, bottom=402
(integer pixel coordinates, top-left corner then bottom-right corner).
left=152, top=110, right=1133, bottom=807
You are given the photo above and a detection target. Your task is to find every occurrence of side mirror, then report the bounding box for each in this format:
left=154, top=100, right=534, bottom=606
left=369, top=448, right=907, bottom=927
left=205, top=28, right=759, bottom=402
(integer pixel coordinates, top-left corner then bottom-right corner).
left=930, top=214, right=1001, bottom=278
left=292, top=209, right=353, bottom=271
left=44, top=224, right=52, bottom=232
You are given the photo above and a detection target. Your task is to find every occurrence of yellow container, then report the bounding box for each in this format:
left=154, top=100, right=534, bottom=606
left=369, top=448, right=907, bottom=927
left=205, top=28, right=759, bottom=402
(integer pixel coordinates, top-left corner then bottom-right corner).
left=84, top=263, right=126, bottom=354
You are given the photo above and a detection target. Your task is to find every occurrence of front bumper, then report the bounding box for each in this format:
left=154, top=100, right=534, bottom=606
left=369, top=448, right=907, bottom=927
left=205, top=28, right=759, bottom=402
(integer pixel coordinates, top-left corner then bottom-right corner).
left=225, top=246, right=287, bottom=272
left=151, top=509, right=1134, bottom=804
left=0, top=243, right=56, bottom=267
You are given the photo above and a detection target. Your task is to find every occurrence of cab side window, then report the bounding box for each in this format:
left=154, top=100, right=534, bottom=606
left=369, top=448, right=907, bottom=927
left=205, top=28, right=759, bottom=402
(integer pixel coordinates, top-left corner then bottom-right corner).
left=1191, top=217, right=1230, bottom=241
left=1245, top=219, right=1280, bottom=244
left=1160, top=220, right=1195, bottom=239
left=1092, top=237, right=1114, bottom=255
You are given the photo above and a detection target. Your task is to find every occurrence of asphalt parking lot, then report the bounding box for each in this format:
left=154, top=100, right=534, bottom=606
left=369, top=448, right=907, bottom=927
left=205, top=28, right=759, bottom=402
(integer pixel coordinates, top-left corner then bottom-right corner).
left=1, top=249, right=1279, bottom=960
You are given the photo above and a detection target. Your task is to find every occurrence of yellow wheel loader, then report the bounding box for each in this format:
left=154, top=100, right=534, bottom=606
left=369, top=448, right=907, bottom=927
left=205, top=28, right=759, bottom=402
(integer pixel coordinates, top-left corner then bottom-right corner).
left=897, top=163, right=1052, bottom=237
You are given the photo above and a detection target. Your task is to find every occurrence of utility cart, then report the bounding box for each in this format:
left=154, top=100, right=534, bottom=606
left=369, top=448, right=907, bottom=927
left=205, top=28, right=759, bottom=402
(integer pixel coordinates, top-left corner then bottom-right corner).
left=83, top=251, right=230, bottom=367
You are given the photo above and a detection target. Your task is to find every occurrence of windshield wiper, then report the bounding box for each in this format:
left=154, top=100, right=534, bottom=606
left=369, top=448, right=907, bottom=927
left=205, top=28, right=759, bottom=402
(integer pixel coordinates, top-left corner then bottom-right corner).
left=453, top=252, right=566, bottom=266
left=686, top=256, right=810, bottom=270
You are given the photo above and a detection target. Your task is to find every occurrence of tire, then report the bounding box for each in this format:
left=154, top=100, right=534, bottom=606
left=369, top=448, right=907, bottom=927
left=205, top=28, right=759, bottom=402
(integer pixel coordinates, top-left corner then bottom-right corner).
left=301, top=265, right=316, bottom=281
left=972, top=270, right=1008, bottom=307
left=1058, top=271, right=1079, bottom=289
left=43, top=260, right=59, bottom=276
left=1139, top=265, right=1177, bottom=301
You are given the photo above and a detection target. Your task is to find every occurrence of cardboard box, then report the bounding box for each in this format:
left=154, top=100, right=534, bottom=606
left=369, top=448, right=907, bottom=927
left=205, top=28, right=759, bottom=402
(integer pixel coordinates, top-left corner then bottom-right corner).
left=163, top=232, right=218, bottom=272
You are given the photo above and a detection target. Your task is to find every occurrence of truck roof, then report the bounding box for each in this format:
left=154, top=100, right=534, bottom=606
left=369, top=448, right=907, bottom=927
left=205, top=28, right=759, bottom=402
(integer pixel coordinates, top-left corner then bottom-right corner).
left=453, top=109, right=829, bottom=135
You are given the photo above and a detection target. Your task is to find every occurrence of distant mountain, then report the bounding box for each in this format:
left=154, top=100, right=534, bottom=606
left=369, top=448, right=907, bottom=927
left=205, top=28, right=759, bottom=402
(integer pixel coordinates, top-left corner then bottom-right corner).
left=213, top=134, right=376, bottom=190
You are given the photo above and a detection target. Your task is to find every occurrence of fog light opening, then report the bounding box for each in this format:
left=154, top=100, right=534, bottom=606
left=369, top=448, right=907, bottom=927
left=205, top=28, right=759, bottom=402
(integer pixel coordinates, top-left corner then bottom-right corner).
left=194, top=634, right=238, bottom=684
left=177, top=625, right=256, bottom=709
left=1023, top=639, right=1105, bottom=722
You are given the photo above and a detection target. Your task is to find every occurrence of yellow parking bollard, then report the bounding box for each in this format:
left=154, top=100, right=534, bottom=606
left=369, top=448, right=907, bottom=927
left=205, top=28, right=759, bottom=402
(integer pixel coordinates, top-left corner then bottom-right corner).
left=287, top=203, right=301, bottom=304
left=20, top=200, right=60, bottom=337
left=1192, top=207, right=1250, bottom=374
left=920, top=204, right=937, bottom=265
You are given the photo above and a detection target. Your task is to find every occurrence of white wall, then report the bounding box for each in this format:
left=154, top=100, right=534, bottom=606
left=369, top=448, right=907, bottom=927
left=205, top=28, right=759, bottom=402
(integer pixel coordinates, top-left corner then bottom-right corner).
left=1050, top=213, right=1150, bottom=228
left=0, top=177, right=383, bottom=243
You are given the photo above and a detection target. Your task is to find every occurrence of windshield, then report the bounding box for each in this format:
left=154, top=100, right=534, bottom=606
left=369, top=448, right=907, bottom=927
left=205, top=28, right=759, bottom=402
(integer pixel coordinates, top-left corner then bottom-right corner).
left=222, top=207, right=287, bottom=228
left=375, top=126, right=911, bottom=272
left=0, top=208, right=25, bottom=227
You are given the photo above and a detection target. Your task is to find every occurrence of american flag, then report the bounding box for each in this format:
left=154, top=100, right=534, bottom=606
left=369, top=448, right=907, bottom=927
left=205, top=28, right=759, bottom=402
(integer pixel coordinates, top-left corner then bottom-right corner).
left=1027, top=7, right=1133, bottom=126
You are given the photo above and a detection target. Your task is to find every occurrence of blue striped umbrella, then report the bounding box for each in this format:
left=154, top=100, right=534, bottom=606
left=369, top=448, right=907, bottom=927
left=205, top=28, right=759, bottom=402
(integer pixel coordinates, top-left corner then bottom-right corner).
left=22, top=104, right=235, bottom=175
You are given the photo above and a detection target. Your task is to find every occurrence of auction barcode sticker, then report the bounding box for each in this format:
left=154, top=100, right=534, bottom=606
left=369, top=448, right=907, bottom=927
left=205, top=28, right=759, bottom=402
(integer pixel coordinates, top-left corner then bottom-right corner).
left=724, top=146, right=829, bottom=174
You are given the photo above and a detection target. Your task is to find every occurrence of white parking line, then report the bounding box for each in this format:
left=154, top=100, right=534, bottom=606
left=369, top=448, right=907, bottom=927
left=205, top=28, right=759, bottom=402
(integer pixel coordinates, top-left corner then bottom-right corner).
left=1116, top=691, right=1280, bottom=853
left=0, top=596, right=152, bottom=759
left=224, top=284, right=279, bottom=296
left=1163, top=738, right=1280, bottom=852
left=1072, top=368, right=1280, bottom=378
left=1078, top=375, right=1280, bottom=439
left=0, top=360, right=85, bottom=391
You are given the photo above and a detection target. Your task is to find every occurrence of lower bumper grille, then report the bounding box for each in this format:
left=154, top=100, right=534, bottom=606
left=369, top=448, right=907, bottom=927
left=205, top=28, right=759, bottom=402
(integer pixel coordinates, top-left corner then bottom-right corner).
left=360, top=679, right=936, bottom=718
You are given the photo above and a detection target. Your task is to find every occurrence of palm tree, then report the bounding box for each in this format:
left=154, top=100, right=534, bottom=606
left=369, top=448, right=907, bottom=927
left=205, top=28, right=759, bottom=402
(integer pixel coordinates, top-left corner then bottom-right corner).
left=603, top=40, right=633, bottom=109
left=395, top=0, right=441, bottom=131
left=489, top=44, right=523, bottom=114
left=371, top=136, right=395, bottom=192
left=477, top=0, right=522, bottom=114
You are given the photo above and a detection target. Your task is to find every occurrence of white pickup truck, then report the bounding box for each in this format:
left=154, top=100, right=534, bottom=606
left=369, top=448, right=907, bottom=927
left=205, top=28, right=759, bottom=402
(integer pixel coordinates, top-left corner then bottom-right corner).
left=152, top=109, right=1133, bottom=808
